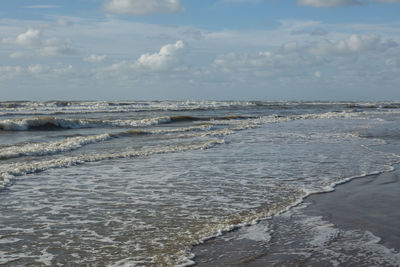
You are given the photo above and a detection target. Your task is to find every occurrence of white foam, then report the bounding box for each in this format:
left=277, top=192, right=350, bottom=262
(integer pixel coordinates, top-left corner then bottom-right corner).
left=37, top=248, right=54, bottom=266
left=0, top=238, right=22, bottom=244
left=203, top=110, right=359, bottom=130
left=0, top=116, right=172, bottom=131
left=0, top=109, right=377, bottom=132
left=239, top=223, right=271, bottom=242
left=0, top=138, right=225, bottom=190
left=0, top=100, right=257, bottom=116
left=294, top=210, right=400, bottom=266
left=0, top=133, right=112, bottom=159
left=0, top=124, right=223, bottom=160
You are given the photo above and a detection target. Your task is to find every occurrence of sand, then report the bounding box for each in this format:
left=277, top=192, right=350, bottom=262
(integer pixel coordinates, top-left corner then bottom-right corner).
left=305, top=169, right=400, bottom=251
left=192, top=166, right=400, bottom=266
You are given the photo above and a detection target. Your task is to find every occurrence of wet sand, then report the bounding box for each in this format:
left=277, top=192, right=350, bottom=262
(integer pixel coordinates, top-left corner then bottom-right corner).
left=305, top=169, right=400, bottom=251
left=192, top=167, right=400, bottom=266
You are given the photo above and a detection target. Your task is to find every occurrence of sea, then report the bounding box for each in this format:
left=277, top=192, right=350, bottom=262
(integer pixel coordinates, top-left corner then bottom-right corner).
left=0, top=100, right=399, bottom=266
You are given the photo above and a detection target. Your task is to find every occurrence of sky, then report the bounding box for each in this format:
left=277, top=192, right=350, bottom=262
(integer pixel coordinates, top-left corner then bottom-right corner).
left=0, top=0, right=400, bottom=101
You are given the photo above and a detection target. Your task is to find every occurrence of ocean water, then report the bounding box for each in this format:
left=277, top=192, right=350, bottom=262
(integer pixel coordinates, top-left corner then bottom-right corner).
left=0, top=101, right=399, bottom=266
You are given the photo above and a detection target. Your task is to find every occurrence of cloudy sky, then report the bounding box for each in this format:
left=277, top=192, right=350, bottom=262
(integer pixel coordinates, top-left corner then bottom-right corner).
left=1, top=0, right=400, bottom=100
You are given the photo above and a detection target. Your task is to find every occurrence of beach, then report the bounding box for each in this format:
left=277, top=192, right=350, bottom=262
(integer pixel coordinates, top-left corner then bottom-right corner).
left=1, top=101, right=400, bottom=266
left=2, top=0, right=400, bottom=266
left=193, top=165, right=400, bottom=266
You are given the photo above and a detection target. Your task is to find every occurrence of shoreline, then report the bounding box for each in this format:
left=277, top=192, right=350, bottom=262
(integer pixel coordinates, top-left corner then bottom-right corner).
left=303, top=167, right=400, bottom=251
left=192, top=165, right=400, bottom=266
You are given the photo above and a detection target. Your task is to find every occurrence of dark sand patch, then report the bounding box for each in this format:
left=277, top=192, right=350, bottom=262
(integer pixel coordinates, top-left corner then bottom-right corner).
left=304, top=169, right=400, bottom=251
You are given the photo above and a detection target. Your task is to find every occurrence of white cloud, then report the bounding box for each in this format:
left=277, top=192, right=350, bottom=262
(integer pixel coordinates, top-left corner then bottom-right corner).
left=385, top=58, right=400, bottom=67
left=9, top=52, right=25, bottom=59
left=291, top=28, right=328, bottom=36
left=28, top=64, right=47, bottom=74
left=0, top=64, right=74, bottom=79
left=310, top=34, right=398, bottom=55
left=213, top=52, right=282, bottom=72
left=1, top=16, right=399, bottom=100
left=297, top=0, right=400, bottom=7
left=84, top=54, right=107, bottom=63
left=53, top=65, right=73, bottom=74
left=103, top=0, right=183, bottom=15
left=23, top=5, right=58, bottom=9
left=41, top=38, right=75, bottom=56
left=0, top=66, right=23, bottom=80
left=57, top=18, right=72, bottom=26
left=297, top=0, right=364, bottom=7
left=104, top=61, right=130, bottom=72
left=218, top=0, right=261, bottom=3
left=213, top=34, right=398, bottom=72
left=97, top=40, right=186, bottom=80
left=14, top=29, right=41, bottom=46
left=374, top=0, right=400, bottom=2
left=3, top=29, right=75, bottom=57
left=136, top=40, right=185, bottom=71
left=282, top=42, right=298, bottom=52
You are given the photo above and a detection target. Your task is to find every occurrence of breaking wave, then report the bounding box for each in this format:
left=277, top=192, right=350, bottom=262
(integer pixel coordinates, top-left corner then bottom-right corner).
left=0, top=124, right=215, bottom=160
left=0, top=115, right=252, bottom=131
left=0, top=134, right=113, bottom=160
left=0, top=139, right=225, bottom=190
left=0, top=111, right=364, bottom=161
left=0, top=116, right=172, bottom=131
left=0, top=101, right=257, bottom=116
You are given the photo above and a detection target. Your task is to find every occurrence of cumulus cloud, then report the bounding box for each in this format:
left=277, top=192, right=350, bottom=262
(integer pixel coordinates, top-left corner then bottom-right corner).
left=297, top=0, right=400, bottom=7
left=0, top=66, right=23, bottom=80
left=9, top=52, right=25, bottom=59
left=282, top=42, right=298, bottom=52
left=291, top=28, right=328, bottom=36
left=98, top=40, right=186, bottom=77
left=28, top=64, right=46, bottom=74
left=213, top=34, right=398, bottom=72
left=41, top=38, right=74, bottom=56
left=218, top=0, right=261, bottom=3
left=297, top=0, right=364, bottom=7
left=374, top=0, right=400, bottom=2
left=23, top=5, right=58, bottom=9
left=213, top=53, right=257, bottom=72
left=213, top=51, right=306, bottom=72
left=136, top=40, right=185, bottom=71
left=57, top=18, right=72, bottom=26
left=13, top=29, right=41, bottom=46
left=385, top=58, right=400, bottom=67
left=53, top=65, right=73, bottom=74
left=0, top=63, right=74, bottom=80
left=3, top=29, right=75, bottom=57
left=83, top=54, right=107, bottom=63
left=310, top=34, right=398, bottom=55
left=103, top=0, right=184, bottom=15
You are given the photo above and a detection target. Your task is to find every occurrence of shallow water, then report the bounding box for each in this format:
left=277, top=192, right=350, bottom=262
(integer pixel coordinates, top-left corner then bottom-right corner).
left=0, top=101, right=399, bottom=266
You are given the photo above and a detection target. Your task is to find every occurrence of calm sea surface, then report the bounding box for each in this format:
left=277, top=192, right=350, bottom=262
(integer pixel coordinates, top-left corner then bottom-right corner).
left=0, top=101, right=399, bottom=266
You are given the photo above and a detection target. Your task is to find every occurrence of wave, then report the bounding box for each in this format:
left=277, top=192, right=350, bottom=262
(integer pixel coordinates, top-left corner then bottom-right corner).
left=0, top=134, right=112, bottom=160
left=0, top=115, right=252, bottom=131
left=0, top=110, right=370, bottom=161
left=0, top=112, right=325, bottom=132
left=3, top=102, right=400, bottom=119
left=2, top=101, right=400, bottom=117
left=0, top=116, right=172, bottom=131
left=0, top=124, right=216, bottom=160
left=0, top=101, right=258, bottom=116
left=200, top=111, right=359, bottom=129
left=170, top=115, right=251, bottom=123
left=0, top=139, right=225, bottom=190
